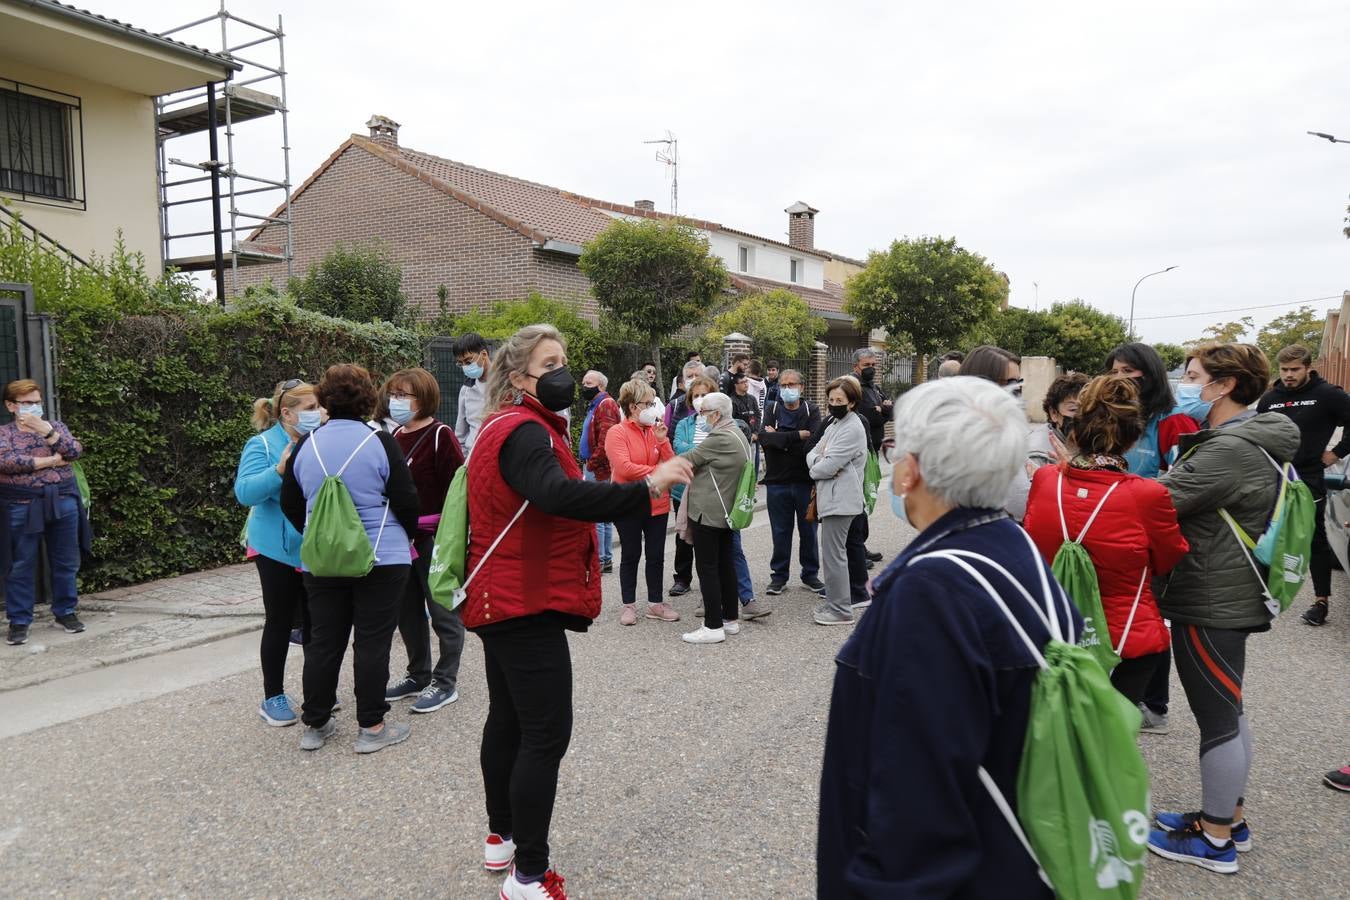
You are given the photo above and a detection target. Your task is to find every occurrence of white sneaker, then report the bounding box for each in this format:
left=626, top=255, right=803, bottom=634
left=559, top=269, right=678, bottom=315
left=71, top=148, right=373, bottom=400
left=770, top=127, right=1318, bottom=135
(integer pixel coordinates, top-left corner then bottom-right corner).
left=681, top=625, right=726, bottom=644
left=500, top=869, right=568, bottom=899
left=722, top=621, right=741, bottom=635
left=484, top=833, right=516, bottom=872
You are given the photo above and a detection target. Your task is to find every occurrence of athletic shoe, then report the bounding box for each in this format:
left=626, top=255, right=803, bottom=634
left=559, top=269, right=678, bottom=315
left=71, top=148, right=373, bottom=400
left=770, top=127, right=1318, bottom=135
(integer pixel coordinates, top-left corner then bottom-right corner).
left=1139, top=704, right=1170, bottom=735
left=1146, top=821, right=1238, bottom=873
left=331, top=698, right=342, bottom=713
left=385, top=676, right=424, bottom=701
left=288, top=627, right=304, bottom=645
left=1323, top=765, right=1350, bottom=792
left=695, top=604, right=703, bottom=617
left=601, top=560, right=613, bottom=574
left=298, top=718, right=337, bottom=751
left=54, top=613, right=85, bottom=634
left=7, top=623, right=29, bottom=645
left=619, top=605, right=638, bottom=626
left=354, top=721, right=411, bottom=754
left=741, top=599, right=772, bottom=620
left=259, top=694, right=297, bottom=727
left=681, top=625, right=725, bottom=644
left=410, top=684, right=459, bottom=714
left=484, top=833, right=516, bottom=872
left=765, top=580, right=787, bottom=596
left=866, top=559, right=876, bottom=570
left=866, top=550, right=883, bottom=562
left=851, top=598, right=873, bottom=611
left=801, top=576, right=827, bottom=594
left=1154, top=811, right=1251, bottom=852
left=1301, top=600, right=1329, bottom=626
left=646, top=602, right=680, bottom=622
left=668, top=581, right=691, bottom=597
left=500, top=868, right=568, bottom=899
left=813, top=604, right=856, bottom=626
left=723, top=621, right=741, bottom=635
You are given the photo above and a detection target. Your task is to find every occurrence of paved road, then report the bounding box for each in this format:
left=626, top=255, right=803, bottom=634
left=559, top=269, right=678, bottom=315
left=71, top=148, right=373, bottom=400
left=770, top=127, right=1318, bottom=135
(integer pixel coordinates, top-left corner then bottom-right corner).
left=3, top=492, right=1348, bottom=898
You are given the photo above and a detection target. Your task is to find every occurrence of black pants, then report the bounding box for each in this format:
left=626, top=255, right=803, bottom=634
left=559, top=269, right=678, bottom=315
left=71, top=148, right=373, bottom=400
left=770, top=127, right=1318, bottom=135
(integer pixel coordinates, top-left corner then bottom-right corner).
left=615, top=510, right=669, bottom=605
left=1110, top=651, right=1167, bottom=706
left=846, top=514, right=869, bottom=605
left=671, top=497, right=694, bottom=587
left=479, top=616, right=573, bottom=876
left=255, top=555, right=309, bottom=699
left=1312, top=493, right=1332, bottom=597
left=301, top=565, right=408, bottom=729
left=691, top=519, right=739, bottom=629
left=397, top=533, right=466, bottom=690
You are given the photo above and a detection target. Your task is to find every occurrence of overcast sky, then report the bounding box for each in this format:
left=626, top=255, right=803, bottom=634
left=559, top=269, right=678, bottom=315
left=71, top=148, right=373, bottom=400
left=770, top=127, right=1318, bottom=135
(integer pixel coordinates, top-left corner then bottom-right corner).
left=120, top=0, right=1350, bottom=345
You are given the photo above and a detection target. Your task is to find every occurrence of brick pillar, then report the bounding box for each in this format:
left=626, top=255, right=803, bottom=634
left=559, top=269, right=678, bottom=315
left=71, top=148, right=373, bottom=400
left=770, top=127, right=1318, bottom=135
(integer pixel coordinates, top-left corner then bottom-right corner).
left=913, top=353, right=927, bottom=385
left=810, top=341, right=828, bottom=406
left=722, top=332, right=752, bottom=374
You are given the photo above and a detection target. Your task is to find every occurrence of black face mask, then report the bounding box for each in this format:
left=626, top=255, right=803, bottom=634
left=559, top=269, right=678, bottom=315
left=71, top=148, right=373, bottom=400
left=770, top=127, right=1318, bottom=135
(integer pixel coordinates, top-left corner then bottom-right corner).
left=828, top=403, right=850, bottom=420
left=529, top=367, right=576, bottom=412
left=580, top=385, right=600, bottom=405
left=859, top=366, right=876, bottom=383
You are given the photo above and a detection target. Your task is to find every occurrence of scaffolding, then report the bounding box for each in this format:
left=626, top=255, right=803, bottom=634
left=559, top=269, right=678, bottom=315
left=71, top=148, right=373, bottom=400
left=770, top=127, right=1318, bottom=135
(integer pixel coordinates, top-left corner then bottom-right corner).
left=155, top=2, right=293, bottom=301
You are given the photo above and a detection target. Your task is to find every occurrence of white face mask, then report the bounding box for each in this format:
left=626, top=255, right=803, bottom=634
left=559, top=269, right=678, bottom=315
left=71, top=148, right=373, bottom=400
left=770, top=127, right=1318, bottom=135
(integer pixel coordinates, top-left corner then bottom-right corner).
left=637, top=399, right=665, bottom=427
left=692, top=395, right=706, bottom=412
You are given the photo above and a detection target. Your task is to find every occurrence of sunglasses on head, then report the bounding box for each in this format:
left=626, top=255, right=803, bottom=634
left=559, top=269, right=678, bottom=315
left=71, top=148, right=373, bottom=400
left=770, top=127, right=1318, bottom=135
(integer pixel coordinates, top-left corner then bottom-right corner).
left=276, top=378, right=303, bottom=406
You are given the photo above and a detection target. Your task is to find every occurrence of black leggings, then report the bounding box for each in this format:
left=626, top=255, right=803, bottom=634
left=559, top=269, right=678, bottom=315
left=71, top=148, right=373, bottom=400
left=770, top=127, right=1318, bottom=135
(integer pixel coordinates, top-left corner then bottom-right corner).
left=691, top=519, right=738, bottom=629
left=1110, top=651, right=1167, bottom=706
left=614, top=510, right=669, bottom=605
left=671, top=498, right=694, bottom=586
left=255, top=555, right=309, bottom=699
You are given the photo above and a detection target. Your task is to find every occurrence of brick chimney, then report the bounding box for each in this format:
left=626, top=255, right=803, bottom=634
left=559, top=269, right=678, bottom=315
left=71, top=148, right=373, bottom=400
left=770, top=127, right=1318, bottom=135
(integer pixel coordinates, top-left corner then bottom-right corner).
left=785, top=201, right=818, bottom=250
left=634, top=199, right=656, bottom=211
left=365, top=114, right=400, bottom=147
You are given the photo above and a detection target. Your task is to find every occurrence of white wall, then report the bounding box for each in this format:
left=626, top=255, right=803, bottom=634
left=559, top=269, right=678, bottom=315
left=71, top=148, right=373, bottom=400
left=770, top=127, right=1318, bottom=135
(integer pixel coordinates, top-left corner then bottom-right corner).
left=707, top=231, right=824, bottom=289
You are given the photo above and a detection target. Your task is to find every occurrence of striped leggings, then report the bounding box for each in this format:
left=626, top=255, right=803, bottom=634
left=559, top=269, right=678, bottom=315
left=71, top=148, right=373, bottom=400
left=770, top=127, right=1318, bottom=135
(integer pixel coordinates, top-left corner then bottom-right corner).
left=1173, top=623, right=1251, bottom=825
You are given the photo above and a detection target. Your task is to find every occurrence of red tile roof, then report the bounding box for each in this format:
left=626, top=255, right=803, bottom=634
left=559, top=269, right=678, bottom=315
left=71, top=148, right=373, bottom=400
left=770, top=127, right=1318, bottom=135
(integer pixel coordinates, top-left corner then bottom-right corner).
left=730, top=274, right=847, bottom=314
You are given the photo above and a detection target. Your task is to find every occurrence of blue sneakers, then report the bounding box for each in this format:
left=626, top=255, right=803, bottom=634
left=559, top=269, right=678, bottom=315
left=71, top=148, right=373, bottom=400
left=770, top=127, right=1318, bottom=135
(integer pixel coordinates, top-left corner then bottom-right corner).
left=258, top=694, right=297, bottom=727
left=1154, top=811, right=1251, bottom=852
left=1147, top=819, right=1238, bottom=874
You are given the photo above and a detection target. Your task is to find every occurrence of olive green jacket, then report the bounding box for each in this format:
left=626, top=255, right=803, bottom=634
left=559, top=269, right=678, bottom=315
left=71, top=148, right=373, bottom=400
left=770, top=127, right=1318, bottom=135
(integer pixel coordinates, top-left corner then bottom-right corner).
left=681, top=425, right=752, bottom=528
left=1158, top=412, right=1300, bottom=630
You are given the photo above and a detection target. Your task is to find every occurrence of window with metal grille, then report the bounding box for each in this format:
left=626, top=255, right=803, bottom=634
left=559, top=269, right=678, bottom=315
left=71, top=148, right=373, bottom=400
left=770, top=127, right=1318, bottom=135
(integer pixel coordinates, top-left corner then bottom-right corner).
left=0, top=80, right=84, bottom=206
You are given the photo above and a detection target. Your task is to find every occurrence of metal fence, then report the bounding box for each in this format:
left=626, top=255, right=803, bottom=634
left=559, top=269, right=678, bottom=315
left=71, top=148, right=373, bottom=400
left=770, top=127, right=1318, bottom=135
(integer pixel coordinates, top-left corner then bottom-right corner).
left=424, top=336, right=499, bottom=426
left=824, top=346, right=914, bottom=389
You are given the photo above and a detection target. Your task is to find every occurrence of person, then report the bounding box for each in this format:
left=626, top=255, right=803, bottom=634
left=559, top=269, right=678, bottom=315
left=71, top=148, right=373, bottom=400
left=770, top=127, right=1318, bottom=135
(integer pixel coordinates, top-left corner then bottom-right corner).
left=759, top=369, right=823, bottom=598
left=679, top=392, right=753, bottom=643
left=668, top=375, right=716, bottom=599
left=235, top=378, right=320, bottom=724
left=669, top=351, right=701, bottom=400
left=465, top=325, right=689, bottom=899
left=640, top=361, right=657, bottom=386
left=807, top=377, right=869, bottom=626
left=369, top=386, right=399, bottom=433
left=0, top=380, right=87, bottom=647
left=1024, top=375, right=1189, bottom=704
left=960, top=345, right=1031, bottom=520
left=763, top=359, right=781, bottom=406
left=605, top=377, right=680, bottom=625
left=729, top=371, right=761, bottom=437
left=745, top=359, right=768, bottom=412
left=1146, top=342, right=1299, bottom=874
left=382, top=367, right=468, bottom=714
left=936, top=358, right=962, bottom=378
left=454, top=332, right=491, bottom=455
left=702, top=364, right=721, bottom=385
left=853, top=349, right=889, bottom=567
left=280, top=364, right=421, bottom=754
left=1257, top=343, right=1350, bottom=626
left=579, top=370, right=619, bottom=574
left=1027, top=372, right=1088, bottom=469
left=818, top=376, right=1082, bottom=898
left=719, top=352, right=749, bottom=394
left=663, top=359, right=705, bottom=430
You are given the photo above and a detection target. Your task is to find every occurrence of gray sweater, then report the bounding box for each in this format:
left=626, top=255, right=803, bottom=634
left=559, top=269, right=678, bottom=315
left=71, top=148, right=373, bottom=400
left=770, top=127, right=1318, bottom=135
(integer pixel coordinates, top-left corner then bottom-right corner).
left=807, top=413, right=868, bottom=518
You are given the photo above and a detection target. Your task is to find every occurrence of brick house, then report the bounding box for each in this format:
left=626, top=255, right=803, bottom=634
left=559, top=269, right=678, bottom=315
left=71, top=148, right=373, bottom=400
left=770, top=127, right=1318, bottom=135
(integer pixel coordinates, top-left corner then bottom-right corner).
left=232, top=115, right=872, bottom=348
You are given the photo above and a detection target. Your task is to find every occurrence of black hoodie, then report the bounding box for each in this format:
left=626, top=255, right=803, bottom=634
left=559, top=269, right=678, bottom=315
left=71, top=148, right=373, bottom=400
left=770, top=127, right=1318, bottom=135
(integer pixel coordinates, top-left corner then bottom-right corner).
left=1256, top=371, right=1350, bottom=484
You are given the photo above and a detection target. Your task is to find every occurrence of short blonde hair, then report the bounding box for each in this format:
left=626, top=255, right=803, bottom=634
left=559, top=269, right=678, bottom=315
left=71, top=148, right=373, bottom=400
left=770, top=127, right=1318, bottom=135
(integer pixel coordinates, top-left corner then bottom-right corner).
left=618, top=377, right=655, bottom=417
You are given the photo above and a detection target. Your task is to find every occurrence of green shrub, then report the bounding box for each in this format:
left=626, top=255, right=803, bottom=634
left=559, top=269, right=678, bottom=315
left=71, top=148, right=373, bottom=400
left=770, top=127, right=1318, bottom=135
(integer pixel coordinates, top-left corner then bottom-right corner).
left=289, top=240, right=407, bottom=324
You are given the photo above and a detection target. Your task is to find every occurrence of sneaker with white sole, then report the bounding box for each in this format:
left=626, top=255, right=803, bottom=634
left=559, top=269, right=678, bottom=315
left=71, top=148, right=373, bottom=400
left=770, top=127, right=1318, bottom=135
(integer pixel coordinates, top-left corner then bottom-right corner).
left=813, top=604, right=855, bottom=626
left=681, top=625, right=725, bottom=644
left=1147, top=820, right=1238, bottom=873
left=741, top=599, right=772, bottom=619
left=850, top=598, right=872, bottom=611
left=765, top=580, right=786, bottom=595
left=1139, top=704, right=1170, bottom=735
left=500, top=868, right=568, bottom=899
left=645, top=602, right=680, bottom=622
left=722, top=621, right=741, bottom=635
left=299, top=718, right=337, bottom=751
left=484, top=833, right=516, bottom=872
left=259, top=694, right=297, bottom=727
left=353, top=721, right=411, bottom=754
left=385, top=676, right=424, bottom=701
left=1155, top=811, right=1251, bottom=852
left=410, top=684, right=458, bottom=714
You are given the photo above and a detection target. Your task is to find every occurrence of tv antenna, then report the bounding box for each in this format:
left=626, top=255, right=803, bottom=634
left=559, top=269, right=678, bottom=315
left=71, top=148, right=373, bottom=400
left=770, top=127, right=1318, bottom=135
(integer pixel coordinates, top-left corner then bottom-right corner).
left=643, top=131, right=678, bottom=215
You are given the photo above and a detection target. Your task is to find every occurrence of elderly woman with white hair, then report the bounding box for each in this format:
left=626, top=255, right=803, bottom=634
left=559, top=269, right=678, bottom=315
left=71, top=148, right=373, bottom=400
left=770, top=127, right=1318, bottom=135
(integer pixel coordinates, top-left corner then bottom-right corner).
left=817, top=376, right=1082, bottom=900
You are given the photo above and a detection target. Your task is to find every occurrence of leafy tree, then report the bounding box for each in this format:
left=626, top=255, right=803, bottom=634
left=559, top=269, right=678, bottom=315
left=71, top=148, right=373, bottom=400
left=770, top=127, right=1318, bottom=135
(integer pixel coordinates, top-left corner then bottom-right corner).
left=290, top=241, right=406, bottom=323
left=1044, top=300, right=1130, bottom=373
left=578, top=218, right=728, bottom=387
left=702, top=288, right=826, bottom=362
left=1256, top=305, right=1326, bottom=361
left=844, top=236, right=1008, bottom=358
left=1152, top=342, right=1187, bottom=372
left=1200, top=316, right=1254, bottom=343
left=967, top=306, right=1061, bottom=360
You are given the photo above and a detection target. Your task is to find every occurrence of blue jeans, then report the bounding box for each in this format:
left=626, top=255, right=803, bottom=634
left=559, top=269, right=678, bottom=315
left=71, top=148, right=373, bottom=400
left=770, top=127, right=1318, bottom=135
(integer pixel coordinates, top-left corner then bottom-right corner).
left=5, top=496, right=81, bottom=626
left=731, top=531, right=753, bottom=603
left=766, top=482, right=819, bottom=583
left=582, top=468, right=613, bottom=563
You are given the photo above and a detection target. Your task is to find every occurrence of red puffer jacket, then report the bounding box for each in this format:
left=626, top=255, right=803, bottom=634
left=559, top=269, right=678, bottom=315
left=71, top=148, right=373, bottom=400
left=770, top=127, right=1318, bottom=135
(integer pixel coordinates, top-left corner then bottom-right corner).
left=462, top=397, right=600, bottom=630
left=1024, top=464, right=1189, bottom=659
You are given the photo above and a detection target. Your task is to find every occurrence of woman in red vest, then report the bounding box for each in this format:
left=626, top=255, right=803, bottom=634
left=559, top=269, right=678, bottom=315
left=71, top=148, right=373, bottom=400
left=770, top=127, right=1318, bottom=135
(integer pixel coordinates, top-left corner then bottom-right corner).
left=1023, top=374, right=1189, bottom=704
left=464, top=324, right=691, bottom=900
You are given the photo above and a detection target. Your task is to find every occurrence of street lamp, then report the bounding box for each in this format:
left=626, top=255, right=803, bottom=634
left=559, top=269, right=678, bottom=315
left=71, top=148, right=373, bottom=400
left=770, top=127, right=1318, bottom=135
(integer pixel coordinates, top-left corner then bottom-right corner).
left=1128, top=266, right=1178, bottom=336
left=1307, top=131, right=1350, bottom=144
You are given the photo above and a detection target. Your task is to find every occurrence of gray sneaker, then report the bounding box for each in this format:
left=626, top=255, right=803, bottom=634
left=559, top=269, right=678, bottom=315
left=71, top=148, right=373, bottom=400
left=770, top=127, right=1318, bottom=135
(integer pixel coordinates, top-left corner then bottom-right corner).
left=299, top=718, right=337, bottom=751
left=354, top=721, right=411, bottom=754
left=410, top=684, right=459, bottom=714
left=741, top=599, right=773, bottom=620
left=1138, top=705, right=1170, bottom=735
left=813, top=604, right=856, bottom=626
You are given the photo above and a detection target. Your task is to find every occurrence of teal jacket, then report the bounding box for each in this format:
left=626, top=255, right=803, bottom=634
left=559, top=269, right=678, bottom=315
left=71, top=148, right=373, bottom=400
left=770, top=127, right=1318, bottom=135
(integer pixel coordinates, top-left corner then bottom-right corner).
left=671, top=413, right=700, bottom=502
left=234, top=422, right=302, bottom=567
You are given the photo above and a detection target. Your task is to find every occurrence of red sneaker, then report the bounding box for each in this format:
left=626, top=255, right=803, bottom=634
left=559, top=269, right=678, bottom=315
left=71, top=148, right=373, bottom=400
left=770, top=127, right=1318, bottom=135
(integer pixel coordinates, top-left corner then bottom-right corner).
left=483, top=833, right=515, bottom=872
left=500, top=869, right=567, bottom=899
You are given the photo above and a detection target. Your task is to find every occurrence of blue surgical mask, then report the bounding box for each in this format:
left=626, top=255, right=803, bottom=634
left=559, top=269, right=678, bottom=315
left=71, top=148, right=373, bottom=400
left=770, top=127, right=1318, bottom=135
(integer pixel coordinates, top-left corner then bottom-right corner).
left=891, top=491, right=910, bottom=526
left=295, top=409, right=322, bottom=434
left=1175, top=382, right=1213, bottom=424
left=18, top=403, right=43, bottom=419
left=461, top=361, right=484, bottom=381
left=779, top=387, right=801, bottom=404
left=695, top=415, right=709, bottom=433
left=389, top=397, right=414, bottom=425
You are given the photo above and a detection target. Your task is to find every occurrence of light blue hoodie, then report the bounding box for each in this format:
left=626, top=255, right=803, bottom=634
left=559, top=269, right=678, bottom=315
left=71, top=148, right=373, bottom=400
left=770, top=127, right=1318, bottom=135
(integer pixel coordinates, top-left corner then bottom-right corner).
left=234, top=422, right=303, bottom=567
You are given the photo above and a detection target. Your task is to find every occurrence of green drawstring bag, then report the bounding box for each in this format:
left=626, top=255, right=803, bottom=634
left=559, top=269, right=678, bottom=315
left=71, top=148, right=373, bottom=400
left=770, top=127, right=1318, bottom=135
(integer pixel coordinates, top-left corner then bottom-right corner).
left=299, top=429, right=386, bottom=578
left=1049, top=472, right=1122, bottom=673
left=714, top=427, right=757, bottom=530
left=862, top=450, right=881, bottom=514
left=71, top=461, right=91, bottom=510
left=1217, top=448, right=1314, bottom=616
left=913, top=534, right=1150, bottom=899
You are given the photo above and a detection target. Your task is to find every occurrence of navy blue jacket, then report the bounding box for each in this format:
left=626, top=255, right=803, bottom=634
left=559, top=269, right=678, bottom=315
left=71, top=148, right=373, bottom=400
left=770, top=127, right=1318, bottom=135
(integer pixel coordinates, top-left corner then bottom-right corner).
left=818, top=508, right=1081, bottom=899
